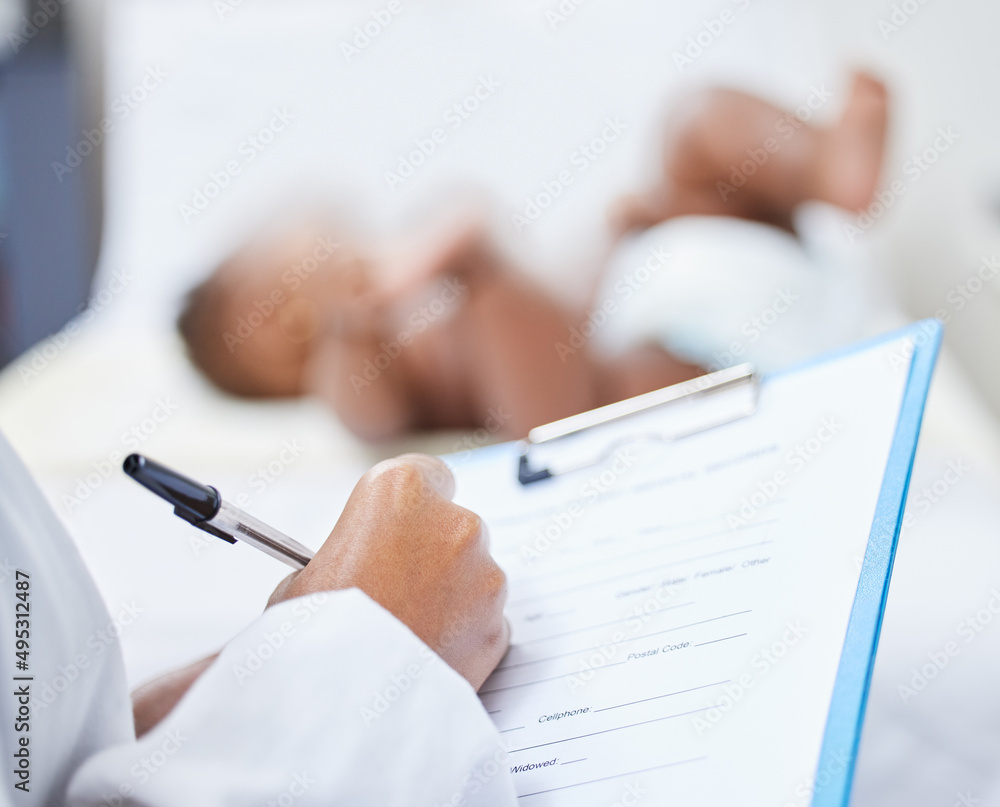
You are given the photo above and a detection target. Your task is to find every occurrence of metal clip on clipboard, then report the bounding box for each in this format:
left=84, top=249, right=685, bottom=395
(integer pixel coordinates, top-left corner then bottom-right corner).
left=517, top=363, right=760, bottom=485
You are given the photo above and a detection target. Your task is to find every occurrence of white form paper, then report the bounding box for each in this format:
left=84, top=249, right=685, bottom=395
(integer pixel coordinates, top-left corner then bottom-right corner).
left=449, top=336, right=914, bottom=806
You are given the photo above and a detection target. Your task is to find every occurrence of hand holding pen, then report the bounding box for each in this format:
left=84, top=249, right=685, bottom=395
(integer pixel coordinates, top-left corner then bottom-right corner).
left=123, top=453, right=510, bottom=690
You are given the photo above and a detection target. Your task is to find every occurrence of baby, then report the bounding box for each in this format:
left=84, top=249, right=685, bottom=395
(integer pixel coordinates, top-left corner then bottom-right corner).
left=179, top=73, right=886, bottom=442
left=179, top=217, right=701, bottom=441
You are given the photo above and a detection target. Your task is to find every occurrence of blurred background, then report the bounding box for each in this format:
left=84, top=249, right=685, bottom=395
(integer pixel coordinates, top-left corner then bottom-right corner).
left=1, top=1, right=999, bottom=804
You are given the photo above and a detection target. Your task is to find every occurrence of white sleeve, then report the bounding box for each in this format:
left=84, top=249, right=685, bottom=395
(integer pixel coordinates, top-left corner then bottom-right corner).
left=66, top=588, right=517, bottom=807
left=0, top=432, right=135, bottom=807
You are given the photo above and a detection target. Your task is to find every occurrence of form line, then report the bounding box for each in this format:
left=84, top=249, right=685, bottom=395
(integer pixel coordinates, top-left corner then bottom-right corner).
left=695, top=633, right=747, bottom=647
left=517, top=518, right=778, bottom=586
left=516, top=757, right=708, bottom=798
left=509, top=707, right=712, bottom=753
left=497, top=610, right=751, bottom=672
left=480, top=661, right=628, bottom=696
left=510, top=541, right=773, bottom=606
left=593, top=680, right=731, bottom=713
left=506, top=601, right=695, bottom=654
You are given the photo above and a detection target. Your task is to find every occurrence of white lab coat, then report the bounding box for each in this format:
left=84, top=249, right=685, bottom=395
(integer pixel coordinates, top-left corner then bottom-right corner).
left=0, top=432, right=516, bottom=806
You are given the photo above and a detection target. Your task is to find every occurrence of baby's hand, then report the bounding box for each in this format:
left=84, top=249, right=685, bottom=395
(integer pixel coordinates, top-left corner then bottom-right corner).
left=308, top=250, right=395, bottom=338
left=377, top=216, right=500, bottom=299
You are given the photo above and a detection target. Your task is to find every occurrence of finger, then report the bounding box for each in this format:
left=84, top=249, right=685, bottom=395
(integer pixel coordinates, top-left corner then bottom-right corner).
left=317, top=455, right=455, bottom=559
left=450, top=502, right=490, bottom=552
left=474, top=617, right=512, bottom=692
left=392, top=453, right=456, bottom=501
left=499, top=616, right=511, bottom=659
left=266, top=571, right=301, bottom=609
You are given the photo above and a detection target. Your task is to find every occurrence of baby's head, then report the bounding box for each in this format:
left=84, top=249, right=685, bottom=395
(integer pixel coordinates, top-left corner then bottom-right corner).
left=179, top=211, right=494, bottom=400
left=178, top=227, right=356, bottom=398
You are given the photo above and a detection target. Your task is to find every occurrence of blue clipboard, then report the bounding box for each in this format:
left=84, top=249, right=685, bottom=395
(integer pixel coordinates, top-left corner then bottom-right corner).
left=504, top=318, right=943, bottom=805
left=797, top=319, right=942, bottom=806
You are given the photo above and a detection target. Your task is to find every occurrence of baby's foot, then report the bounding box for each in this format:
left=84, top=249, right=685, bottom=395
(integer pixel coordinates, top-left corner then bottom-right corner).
left=814, top=71, right=888, bottom=212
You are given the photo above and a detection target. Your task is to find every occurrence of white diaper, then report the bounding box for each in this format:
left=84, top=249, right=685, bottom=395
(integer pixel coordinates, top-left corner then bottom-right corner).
left=591, top=206, right=895, bottom=373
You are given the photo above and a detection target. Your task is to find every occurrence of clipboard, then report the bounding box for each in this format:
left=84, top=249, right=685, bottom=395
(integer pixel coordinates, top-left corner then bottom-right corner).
left=518, top=364, right=760, bottom=485
left=452, top=319, right=943, bottom=806
left=802, top=318, right=941, bottom=807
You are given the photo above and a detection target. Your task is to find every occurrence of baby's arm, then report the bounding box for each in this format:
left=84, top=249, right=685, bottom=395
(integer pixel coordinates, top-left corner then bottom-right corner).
left=446, top=259, right=702, bottom=438
left=454, top=270, right=605, bottom=439
left=593, top=344, right=703, bottom=403
left=362, top=222, right=606, bottom=438
left=304, top=329, right=417, bottom=442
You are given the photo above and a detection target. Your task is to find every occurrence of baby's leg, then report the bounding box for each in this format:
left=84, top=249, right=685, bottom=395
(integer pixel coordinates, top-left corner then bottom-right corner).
left=613, top=72, right=887, bottom=233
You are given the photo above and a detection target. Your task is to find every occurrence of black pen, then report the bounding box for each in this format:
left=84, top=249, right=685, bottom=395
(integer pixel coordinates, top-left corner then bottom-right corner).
left=123, top=454, right=314, bottom=569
